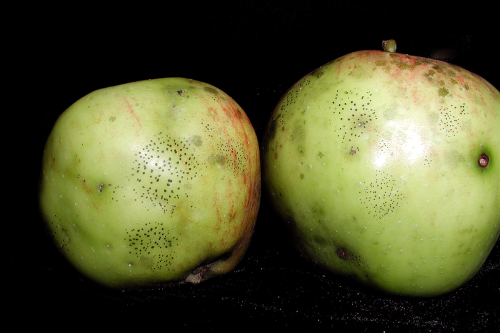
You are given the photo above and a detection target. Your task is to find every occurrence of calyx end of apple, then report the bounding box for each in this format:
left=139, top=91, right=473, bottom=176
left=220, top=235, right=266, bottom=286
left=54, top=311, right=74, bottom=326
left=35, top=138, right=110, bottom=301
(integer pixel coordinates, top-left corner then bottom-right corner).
left=478, top=153, right=489, bottom=168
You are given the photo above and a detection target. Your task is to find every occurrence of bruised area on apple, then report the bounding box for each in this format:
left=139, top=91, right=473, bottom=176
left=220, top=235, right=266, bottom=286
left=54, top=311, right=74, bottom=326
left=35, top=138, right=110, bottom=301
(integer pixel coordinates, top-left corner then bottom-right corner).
left=263, top=50, right=500, bottom=296
left=40, top=78, right=260, bottom=288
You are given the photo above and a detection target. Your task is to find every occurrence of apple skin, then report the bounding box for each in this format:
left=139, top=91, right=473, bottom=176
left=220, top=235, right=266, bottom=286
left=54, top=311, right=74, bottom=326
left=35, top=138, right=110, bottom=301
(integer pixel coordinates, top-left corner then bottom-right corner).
left=262, top=50, right=500, bottom=297
left=39, top=78, right=260, bottom=288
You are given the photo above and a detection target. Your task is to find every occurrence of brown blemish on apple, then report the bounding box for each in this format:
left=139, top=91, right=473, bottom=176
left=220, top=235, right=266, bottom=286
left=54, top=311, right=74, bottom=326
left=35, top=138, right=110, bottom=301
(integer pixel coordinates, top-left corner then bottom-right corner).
left=478, top=153, right=489, bottom=167
left=311, top=68, right=325, bottom=78
left=81, top=179, right=92, bottom=194
left=336, top=247, right=351, bottom=260
left=124, top=98, right=141, bottom=124
left=204, top=86, right=218, bottom=95
left=439, top=87, right=450, bottom=97
left=190, top=135, right=203, bottom=147
left=208, top=153, right=227, bottom=165
left=119, top=95, right=142, bottom=135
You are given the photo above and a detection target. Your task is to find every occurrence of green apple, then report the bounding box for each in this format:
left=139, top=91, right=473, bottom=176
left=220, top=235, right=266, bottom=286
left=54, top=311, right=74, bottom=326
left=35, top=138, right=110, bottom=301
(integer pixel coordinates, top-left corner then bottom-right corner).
left=39, top=78, right=261, bottom=288
left=262, top=46, right=500, bottom=297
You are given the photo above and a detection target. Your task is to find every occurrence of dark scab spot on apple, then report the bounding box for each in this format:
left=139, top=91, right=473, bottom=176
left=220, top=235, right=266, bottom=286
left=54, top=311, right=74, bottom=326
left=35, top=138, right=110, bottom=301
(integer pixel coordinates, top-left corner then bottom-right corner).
left=204, top=87, right=218, bottom=95
left=208, top=139, right=247, bottom=177
left=439, top=87, right=449, bottom=97
left=190, top=135, right=203, bottom=147
left=291, top=120, right=306, bottom=154
left=334, top=247, right=366, bottom=268
left=396, top=62, right=411, bottom=70
left=447, top=69, right=457, bottom=78
left=432, top=64, right=445, bottom=74
left=208, top=154, right=226, bottom=165
left=478, top=153, right=489, bottom=168
left=336, top=247, right=351, bottom=260
left=313, top=235, right=328, bottom=246
left=310, top=68, right=325, bottom=78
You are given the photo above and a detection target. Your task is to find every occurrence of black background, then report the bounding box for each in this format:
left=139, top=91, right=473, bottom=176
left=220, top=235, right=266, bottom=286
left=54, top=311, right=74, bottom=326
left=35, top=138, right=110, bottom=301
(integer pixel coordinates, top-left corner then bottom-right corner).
left=9, top=2, right=499, bottom=331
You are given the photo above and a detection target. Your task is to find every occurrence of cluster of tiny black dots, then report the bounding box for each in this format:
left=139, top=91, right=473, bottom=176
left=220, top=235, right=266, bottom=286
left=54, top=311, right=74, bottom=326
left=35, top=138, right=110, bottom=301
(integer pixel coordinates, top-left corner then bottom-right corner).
left=201, top=121, right=215, bottom=139
left=349, top=146, right=360, bottom=155
left=265, top=113, right=285, bottom=160
left=377, top=139, right=389, bottom=152
left=203, top=86, right=225, bottom=103
left=458, top=103, right=468, bottom=115
left=125, top=222, right=179, bottom=271
left=111, top=132, right=201, bottom=215
left=331, top=90, right=377, bottom=145
left=278, top=77, right=314, bottom=113
left=437, top=105, right=466, bottom=137
left=214, top=139, right=248, bottom=176
left=335, top=247, right=364, bottom=268
left=359, top=170, right=403, bottom=219
left=49, top=216, right=71, bottom=252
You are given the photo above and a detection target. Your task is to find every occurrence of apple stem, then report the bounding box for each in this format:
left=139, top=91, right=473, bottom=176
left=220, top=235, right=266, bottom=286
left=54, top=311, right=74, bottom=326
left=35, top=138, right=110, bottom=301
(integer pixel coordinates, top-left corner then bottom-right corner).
left=382, top=40, right=397, bottom=52
left=184, top=264, right=212, bottom=284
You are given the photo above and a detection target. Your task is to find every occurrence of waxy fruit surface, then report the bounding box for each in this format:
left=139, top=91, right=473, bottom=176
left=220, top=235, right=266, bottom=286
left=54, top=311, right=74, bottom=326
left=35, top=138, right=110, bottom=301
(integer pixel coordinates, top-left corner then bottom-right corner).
left=40, top=78, right=260, bottom=288
left=263, top=50, right=500, bottom=296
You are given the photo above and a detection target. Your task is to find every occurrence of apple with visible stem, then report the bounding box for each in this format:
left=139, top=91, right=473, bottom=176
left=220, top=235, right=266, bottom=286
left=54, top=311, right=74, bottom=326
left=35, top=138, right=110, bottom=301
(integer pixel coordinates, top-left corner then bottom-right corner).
left=39, top=77, right=260, bottom=288
left=262, top=41, right=500, bottom=297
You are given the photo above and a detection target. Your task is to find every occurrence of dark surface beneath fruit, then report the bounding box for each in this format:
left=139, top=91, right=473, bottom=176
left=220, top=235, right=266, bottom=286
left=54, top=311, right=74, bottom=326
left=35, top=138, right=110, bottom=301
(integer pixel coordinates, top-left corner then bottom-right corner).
left=11, top=196, right=500, bottom=331
left=9, top=2, right=499, bottom=331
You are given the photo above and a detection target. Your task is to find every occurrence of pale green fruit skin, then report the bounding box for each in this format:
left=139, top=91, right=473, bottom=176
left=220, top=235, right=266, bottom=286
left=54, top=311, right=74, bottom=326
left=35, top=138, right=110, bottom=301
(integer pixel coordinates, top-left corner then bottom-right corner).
left=263, top=50, right=500, bottom=297
left=40, top=78, right=260, bottom=288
